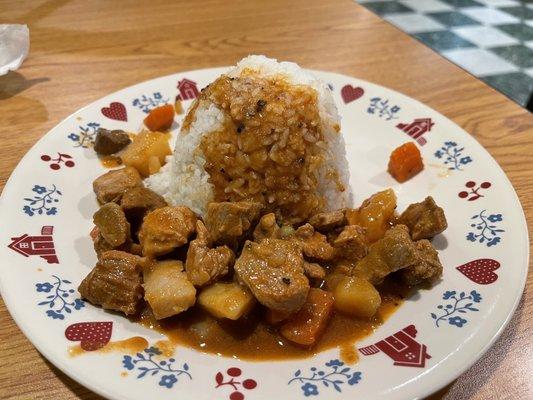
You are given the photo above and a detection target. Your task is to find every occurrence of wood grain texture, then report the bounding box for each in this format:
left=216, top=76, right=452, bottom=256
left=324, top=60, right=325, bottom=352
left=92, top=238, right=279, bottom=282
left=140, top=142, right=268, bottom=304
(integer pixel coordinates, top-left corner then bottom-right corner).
left=0, top=0, right=531, bottom=399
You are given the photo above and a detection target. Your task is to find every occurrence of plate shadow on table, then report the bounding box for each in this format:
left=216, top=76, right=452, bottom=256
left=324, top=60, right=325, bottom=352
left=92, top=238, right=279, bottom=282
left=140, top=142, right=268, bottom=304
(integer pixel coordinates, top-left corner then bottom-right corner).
left=424, top=290, right=527, bottom=400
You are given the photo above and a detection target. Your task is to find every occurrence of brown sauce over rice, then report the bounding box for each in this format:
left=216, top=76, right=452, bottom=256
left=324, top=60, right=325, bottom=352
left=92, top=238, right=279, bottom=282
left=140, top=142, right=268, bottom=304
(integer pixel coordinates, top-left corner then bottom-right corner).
left=198, top=70, right=332, bottom=224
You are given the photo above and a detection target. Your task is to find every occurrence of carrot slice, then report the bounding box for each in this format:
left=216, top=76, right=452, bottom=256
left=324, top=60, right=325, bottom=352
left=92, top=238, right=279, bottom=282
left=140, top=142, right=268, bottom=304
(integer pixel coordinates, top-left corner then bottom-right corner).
left=388, top=142, right=424, bottom=183
left=280, top=288, right=334, bottom=346
left=143, top=104, right=175, bottom=132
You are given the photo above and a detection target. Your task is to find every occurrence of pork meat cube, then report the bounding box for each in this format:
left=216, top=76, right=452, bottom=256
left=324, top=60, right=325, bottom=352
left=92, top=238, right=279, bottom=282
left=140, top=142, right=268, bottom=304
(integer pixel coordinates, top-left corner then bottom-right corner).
left=138, top=206, right=197, bottom=257
left=78, top=250, right=143, bottom=315
left=399, top=239, right=443, bottom=286
left=93, top=166, right=142, bottom=204
left=93, top=202, right=131, bottom=247
left=142, top=259, right=196, bottom=320
left=308, top=209, right=347, bottom=232
left=398, top=196, right=448, bottom=240
left=120, top=186, right=167, bottom=234
left=333, top=225, right=368, bottom=264
left=294, top=224, right=335, bottom=262
left=94, top=128, right=131, bottom=156
left=253, top=213, right=281, bottom=241
left=303, top=262, right=326, bottom=280
left=205, top=201, right=263, bottom=246
left=185, top=221, right=235, bottom=287
left=351, top=225, right=418, bottom=284
left=234, top=238, right=309, bottom=313
left=93, top=231, right=115, bottom=257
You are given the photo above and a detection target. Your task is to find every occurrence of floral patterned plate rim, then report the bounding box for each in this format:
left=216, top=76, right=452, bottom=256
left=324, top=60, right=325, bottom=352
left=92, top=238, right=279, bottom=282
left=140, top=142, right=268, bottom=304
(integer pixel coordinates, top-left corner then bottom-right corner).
left=0, top=67, right=528, bottom=400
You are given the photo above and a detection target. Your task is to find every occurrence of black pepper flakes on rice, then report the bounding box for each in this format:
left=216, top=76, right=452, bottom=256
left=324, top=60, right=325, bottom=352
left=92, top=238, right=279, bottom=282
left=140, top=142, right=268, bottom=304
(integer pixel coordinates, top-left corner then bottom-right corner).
left=256, top=99, right=267, bottom=112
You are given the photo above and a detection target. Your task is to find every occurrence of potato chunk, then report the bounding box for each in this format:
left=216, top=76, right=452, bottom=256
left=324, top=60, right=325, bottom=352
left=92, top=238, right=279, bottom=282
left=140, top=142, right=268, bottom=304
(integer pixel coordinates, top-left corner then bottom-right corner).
left=333, top=276, right=381, bottom=318
left=120, top=131, right=171, bottom=177
left=142, top=260, right=196, bottom=320
left=198, top=282, right=255, bottom=320
left=346, top=189, right=397, bottom=243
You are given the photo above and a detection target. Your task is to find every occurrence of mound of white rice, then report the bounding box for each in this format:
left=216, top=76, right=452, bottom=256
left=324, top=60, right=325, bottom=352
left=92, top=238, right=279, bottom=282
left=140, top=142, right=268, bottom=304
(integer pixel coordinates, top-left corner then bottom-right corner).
left=146, top=55, right=352, bottom=219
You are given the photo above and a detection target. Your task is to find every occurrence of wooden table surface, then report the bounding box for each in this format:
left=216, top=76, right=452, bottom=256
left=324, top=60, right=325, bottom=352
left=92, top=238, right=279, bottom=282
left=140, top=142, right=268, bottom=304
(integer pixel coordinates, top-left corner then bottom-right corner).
left=0, top=0, right=532, bottom=399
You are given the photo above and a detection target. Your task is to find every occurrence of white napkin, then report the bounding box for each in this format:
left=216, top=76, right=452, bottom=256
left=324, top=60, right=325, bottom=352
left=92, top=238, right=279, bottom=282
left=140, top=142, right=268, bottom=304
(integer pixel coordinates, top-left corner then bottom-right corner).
left=0, top=24, right=29, bottom=76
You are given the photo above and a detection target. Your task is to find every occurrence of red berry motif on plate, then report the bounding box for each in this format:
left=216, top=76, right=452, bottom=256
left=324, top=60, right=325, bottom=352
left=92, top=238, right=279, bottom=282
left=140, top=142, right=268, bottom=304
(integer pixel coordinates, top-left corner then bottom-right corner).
left=457, top=259, right=500, bottom=285
left=65, top=321, right=113, bottom=351
left=215, top=367, right=258, bottom=400
left=101, top=102, right=128, bottom=121
left=41, top=153, right=75, bottom=170
left=359, top=325, right=430, bottom=368
left=458, top=181, right=491, bottom=201
left=341, top=85, right=364, bottom=104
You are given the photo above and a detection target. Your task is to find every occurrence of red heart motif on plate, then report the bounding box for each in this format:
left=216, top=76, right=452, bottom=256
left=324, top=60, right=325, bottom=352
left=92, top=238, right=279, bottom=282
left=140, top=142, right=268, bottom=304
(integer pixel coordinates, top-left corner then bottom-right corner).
left=341, top=85, right=364, bottom=104
left=65, top=321, right=113, bottom=351
left=101, top=102, right=127, bottom=121
left=457, top=259, right=500, bottom=285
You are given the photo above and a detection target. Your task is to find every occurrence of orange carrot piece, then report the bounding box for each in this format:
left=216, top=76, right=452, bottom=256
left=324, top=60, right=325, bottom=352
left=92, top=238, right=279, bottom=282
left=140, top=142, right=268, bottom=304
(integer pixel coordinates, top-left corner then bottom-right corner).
left=143, top=104, right=175, bottom=132
left=280, top=288, right=334, bottom=346
left=388, top=142, right=424, bottom=183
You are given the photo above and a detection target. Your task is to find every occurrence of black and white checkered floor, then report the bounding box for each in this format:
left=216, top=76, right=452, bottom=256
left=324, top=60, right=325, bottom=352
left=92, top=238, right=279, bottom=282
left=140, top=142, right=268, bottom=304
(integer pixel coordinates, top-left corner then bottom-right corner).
left=357, top=0, right=533, bottom=108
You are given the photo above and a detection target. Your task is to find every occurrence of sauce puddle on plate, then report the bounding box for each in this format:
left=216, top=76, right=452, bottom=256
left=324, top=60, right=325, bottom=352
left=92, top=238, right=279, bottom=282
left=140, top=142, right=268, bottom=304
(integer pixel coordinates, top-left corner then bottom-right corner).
left=134, top=282, right=409, bottom=362
left=68, top=336, right=148, bottom=357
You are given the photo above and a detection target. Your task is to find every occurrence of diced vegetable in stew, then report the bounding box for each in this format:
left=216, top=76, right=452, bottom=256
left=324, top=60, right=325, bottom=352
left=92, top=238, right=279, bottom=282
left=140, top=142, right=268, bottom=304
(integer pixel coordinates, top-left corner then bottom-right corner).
left=332, top=276, right=381, bottom=318
left=143, top=104, right=175, bottom=132
left=346, top=188, right=397, bottom=243
left=120, top=131, right=171, bottom=177
left=388, top=142, right=424, bottom=183
left=198, top=282, right=255, bottom=320
left=279, top=288, right=334, bottom=346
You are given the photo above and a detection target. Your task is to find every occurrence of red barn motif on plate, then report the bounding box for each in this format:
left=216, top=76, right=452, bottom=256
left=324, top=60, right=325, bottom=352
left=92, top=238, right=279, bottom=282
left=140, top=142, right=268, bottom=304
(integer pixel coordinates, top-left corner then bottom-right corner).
left=8, top=226, right=59, bottom=264
left=396, top=118, right=434, bottom=146
left=177, top=78, right=199, bottom=101
left=359, top=325, right=430, bottom=368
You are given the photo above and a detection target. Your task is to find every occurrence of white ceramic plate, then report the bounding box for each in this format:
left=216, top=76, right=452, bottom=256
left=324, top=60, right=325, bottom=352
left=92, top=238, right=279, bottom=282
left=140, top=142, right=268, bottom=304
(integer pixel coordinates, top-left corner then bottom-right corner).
left=0, top=67, right=528, bottom=400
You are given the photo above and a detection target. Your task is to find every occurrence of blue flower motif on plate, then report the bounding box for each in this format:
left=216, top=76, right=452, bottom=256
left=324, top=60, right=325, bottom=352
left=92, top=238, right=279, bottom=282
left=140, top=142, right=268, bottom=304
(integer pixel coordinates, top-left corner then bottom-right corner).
left=431, top=290, right=482, bottom=328
left=288, top=359, right=362, bottom=396
left=448, top=316, right=467, bottom=327
left=122, top=347, right=191, bottom=389
left=36, top=275, right=85, bottom=320
left=367, top=97, right=400, bottom=120
left=132, top=92, right=169, bottom=113
left=68, top=122, right=100, bottom=148
left=23, top=184, right=62, bottom=216
left=467, top=210, right=504, bottom=247
left=434, top=141, right=472, bottom=170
